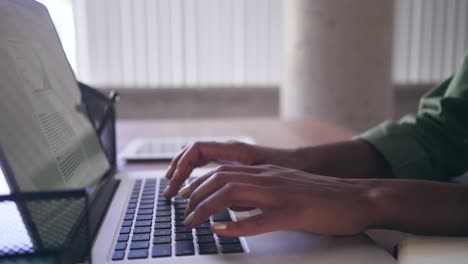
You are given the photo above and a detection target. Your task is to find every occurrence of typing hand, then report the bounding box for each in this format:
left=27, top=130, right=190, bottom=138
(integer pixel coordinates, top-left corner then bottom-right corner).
left=163, top=141, right=299, bottom=198
left=179, top=165, right=375, bottom=237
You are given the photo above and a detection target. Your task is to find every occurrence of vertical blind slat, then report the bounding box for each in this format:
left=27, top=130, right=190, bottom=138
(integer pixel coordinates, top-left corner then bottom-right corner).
left=74, top=0, right=468, bottom=87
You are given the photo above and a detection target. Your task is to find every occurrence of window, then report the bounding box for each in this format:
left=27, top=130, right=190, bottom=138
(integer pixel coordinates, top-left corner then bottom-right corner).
left=38, top=0, right=468, bottom=88
left=36, top=0, right=77, bottom=73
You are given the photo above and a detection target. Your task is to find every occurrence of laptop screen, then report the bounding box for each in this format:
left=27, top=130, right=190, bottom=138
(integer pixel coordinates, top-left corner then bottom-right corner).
left=0, top=0, right=110, bottom=192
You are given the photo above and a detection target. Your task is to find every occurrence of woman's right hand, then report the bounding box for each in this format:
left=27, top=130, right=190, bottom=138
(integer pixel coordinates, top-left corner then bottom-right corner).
left=163, top=141, right=300, bottom=198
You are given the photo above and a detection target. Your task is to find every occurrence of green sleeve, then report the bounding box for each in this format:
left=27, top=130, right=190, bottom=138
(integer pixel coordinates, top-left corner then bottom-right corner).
left=360, top=52, right=468, bottom=181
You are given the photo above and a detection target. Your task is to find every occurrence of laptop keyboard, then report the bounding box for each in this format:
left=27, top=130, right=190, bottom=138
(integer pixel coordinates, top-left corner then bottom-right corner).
left=111, top=178, right=245, bottom=261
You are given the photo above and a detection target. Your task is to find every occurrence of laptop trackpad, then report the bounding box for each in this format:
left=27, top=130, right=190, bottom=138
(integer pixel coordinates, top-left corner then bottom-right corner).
left=233, top=210, right=393, bottom=264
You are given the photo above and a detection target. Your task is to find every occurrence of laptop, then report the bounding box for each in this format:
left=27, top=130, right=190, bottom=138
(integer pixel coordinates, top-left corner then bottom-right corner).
left=120, top=136, right=255, bottom=161
left=0, top=1, right=396, bottom=263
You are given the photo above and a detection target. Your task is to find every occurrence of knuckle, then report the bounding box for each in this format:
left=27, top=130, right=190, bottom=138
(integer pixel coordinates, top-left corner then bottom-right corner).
left=187, top=198, right=197, bottom=211
left=191, top=141, right=202, bottom=149
left=229, top=140, right=245, bottom=148
left=196, top=202, right=210, bottom=216
left=216, top=165, right=229, bottom=173
left=222, top=182, right=238, bottom=195
left=212, top=172, right=228, bottom=183
left=258, top=164, right=276, bottom=170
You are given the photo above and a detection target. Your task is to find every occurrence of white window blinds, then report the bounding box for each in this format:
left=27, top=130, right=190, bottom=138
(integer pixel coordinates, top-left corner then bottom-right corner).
left=73, top=0, right=282, bottom=87
left=40, top=0, right=468, bottom=88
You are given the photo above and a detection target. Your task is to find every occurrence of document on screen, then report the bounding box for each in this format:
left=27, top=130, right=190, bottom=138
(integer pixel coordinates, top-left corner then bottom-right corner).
left=0, top=1, right=109, bottom=191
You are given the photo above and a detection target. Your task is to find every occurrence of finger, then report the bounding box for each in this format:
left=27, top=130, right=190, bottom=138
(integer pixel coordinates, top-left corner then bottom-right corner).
left=165, top=147, right=188, bottom=180
left=211, top=211, right=288, bottom=237
left=165, top=142, right=253, bottom=198
left=186, top=172, right=278, bottom=215
left=164, top=143, right=204, bottom=198
left=229, top=206, right=256, bottom=212
left=179, top=165, right=267, bottom=198
left=185, top=183, right=278, bottom=228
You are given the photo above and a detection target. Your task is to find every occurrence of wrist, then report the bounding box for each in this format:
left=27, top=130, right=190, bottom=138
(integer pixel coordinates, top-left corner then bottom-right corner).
left=291, top=146, right=327, bottom=173
left=359, top=180, right=391, bottom=230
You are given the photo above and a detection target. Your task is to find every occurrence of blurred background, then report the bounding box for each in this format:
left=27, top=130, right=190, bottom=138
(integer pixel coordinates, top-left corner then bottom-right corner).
left=37, top=0, right=468, bottom=132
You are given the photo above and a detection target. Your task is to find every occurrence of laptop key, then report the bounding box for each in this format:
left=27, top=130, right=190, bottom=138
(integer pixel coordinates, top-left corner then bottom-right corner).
left=128, top=249, right=148, bottom=259
left=124, top=214, right=134, bottom=221
left=133, top=227, right=151, bottom=234
left=153, top=236, right=172, bottom=244
left=130, top=241, right=150, bottom=250
left=174, top=198, right=187, bottom=204
left=197, top=235, right=215, bottom=244
left=120, top=227, right=131, bottom=234
left=121, top=220, right=132, bottom=227
left=196, top=228, right=213, bottom=236
left=176, top=241, right=195, bottom=256
left=136, top=215, right=152, bottom=221
left=218, top=237, right=240, bottom=244
left=138, top=209, right=153, bottom=215
left=117, top=234, right=129, bottom=242
left=141, top=196, right=154, bottom=203
left=132, top=234, right=150, bottom=241
left=135, top=220, right=152, bottom=227
left=175, top=233, right=193, bottom=241
left=220, top=243, right=244, bottom=254
left=126, top=208, right=135, bottom=214
left=140, top=199, right=155, bottom=205
left=198, top=243, right=218, bottom=255
left=175, top=208, right=186, bottom=214
left=154, top=229, right=172, bottom=236
left=115, top=242, right=127, bottom=250
left=156, top=211, right=171, bottom=217
left=127, top=203, right=137, bottom=209
left=140, top=204, right=154, bottom=209
left=154, top=222, right=172, bottom=229
left=213, top=209, right=231, bottom=222
left=155, top=216, right=171, bottom=223
left=174, top=212, right=185, bottom=217
left=174, top=203, right=187, bottom=209
left=112, top=250, right=125, bottom=260
left=175, top=226, right=192, bottom=233
left=175, top=221, right=188, bottom=228
left=156, top=205, right=171, bottom=211
left=152, top=244, right=172, bottom=257
left=196, top=222, right=211, bottom=229
left=174, top=214, right=186, bottom=220
left=157, top=200, right=171, bottom=206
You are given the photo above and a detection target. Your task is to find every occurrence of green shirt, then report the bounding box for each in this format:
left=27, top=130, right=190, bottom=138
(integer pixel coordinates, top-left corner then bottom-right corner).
left=360, top=51, right=468, bottom=181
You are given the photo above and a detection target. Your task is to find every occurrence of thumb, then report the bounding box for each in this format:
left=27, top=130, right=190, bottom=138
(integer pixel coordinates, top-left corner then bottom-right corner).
left=211, top=211, right=286, bottom=237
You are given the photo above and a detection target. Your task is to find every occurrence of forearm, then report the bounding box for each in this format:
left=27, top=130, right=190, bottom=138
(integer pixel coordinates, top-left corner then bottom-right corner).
left=289, top=139, right=394, bottom=179
left=364, top=179, right=468, bottom=235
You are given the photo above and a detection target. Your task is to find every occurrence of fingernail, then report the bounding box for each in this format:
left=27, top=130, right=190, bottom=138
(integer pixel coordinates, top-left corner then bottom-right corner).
left=178, top=185, right=190, bottom=198
left=184, top=206, right=191, bottom=217
left=184, top=211, right=195, bottom=226
left=172, top=169, right=180, bottom=180
left=163, top=186, right=170, bottom=196
left=165, top=166, right=172, bottom=179
left=212, top=223, right=227, bottom=231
